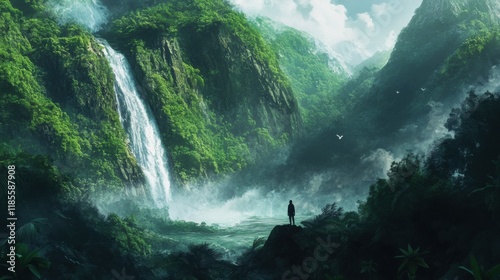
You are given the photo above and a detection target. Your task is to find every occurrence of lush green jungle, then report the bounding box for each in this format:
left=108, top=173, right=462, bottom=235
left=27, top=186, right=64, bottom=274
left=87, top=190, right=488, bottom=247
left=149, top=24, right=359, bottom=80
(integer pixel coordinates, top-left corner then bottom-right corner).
left=1, top=0, right=500, bottom=279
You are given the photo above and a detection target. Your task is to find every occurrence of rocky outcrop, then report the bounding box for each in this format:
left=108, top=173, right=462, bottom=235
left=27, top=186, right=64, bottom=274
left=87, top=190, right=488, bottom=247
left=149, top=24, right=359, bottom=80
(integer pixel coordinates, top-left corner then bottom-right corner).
left=16, top=16, right=144, bottom=187
left=184, top=24, right=301, bottom=138
left=256, top=225, right=305, bottom=270
left=370, top=0, right=500, bottom=131
left=111, top=10, right=302, bottom=181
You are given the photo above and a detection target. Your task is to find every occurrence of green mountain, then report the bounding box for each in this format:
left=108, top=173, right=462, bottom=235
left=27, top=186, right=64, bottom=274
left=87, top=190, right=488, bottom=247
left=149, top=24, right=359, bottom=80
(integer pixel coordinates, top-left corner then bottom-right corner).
left=289, top=0, right=500, bottom=171
left=371, top=0, right=500, bottom=126
left=1, top=0, right=302, bottom=186
left=2, top=0, right=500, bottom=279
left=1, top=0, right=141, bottom=191
left=251, top=17, right=350, bottom=132
left=106, top=1, right=301, bottom=182
left=1, top=0, right=302, bottom=278
left=352, top=50, right=391, bottom=74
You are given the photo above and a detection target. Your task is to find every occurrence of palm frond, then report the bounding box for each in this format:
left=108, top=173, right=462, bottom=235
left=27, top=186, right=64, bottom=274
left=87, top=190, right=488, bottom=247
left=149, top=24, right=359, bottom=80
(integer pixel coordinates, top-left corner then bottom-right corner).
left=486, top=263, right=500, bottom=278
left=301, top=203, right=343, bottom=229
left=16, top=218, right=48, bottom=243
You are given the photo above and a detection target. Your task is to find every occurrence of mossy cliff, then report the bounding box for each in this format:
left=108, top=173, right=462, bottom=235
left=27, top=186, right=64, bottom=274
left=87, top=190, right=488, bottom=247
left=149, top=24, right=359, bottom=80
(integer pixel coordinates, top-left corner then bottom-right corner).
left=2, top=0, right=302, bottom=189
left=108, top=0, right=301, bottom=181
left=1, top=0, right=142, bottom=193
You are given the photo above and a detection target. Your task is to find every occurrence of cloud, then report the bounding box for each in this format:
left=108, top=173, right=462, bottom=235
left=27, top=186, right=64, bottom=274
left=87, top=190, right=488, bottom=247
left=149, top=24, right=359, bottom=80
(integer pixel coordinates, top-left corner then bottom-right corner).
left=46, top=0, right=109, bottom=32
left=385, top=30, right=397, bottom=48
left=228, top=0, right=423, bottom=66
left=475, top=65, right=500, bottom=93
left=361, top=148, right=395, bottom=179
left=357, top=12, right=375, bottom=31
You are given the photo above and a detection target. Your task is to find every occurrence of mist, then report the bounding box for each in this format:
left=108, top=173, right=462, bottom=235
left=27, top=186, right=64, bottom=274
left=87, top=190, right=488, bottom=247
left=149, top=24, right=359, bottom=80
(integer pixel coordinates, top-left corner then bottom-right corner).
left=39, top=0, right=500, bottom=229
left=475, top=65, right=500, bottom=93
left=46, top=0, right=109, bottom=32
left=167, top=173, right=360, bottom=227
left=37, top=0, right=428, bottom=224
left=228, top=0, right=423, bottom=66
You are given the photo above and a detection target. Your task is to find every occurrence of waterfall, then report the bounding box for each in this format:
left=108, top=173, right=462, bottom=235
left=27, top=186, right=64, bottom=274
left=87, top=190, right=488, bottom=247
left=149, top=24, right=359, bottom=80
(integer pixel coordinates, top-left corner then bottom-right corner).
left=99, top=39, right=172, bottom=208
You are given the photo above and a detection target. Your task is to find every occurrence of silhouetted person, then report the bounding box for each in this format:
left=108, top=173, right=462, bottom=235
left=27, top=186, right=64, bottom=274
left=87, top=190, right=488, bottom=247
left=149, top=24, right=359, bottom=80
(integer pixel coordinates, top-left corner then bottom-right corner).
left=288, top=200, right=295, bottom=225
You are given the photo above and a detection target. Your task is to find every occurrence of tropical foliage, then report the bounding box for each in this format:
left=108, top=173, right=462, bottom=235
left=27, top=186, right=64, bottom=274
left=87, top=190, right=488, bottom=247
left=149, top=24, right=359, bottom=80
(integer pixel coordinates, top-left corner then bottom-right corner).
left=459, top=255, right=500, bottom=280
left=394, top=245, right=429, bottom=280
left=0, top=0, right=139, bottom=191
left=2, top=0, right=500, bottom=279
left=108, top=0, right=296, bottom=181
left=253, top=17, right=348, bottom=131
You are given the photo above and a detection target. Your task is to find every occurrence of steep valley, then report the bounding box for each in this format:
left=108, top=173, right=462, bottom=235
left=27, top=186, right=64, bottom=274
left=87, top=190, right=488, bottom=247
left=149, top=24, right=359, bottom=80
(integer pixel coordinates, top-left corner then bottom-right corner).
left=1, top=0, right=500, bottom=279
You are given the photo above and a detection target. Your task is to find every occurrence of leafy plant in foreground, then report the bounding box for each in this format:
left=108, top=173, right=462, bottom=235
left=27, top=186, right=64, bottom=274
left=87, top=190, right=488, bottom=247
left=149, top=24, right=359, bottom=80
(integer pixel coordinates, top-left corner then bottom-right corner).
left=360, top=259, right=378, bottom=280
left=0, top=218, right=50, bottom=280
left=394, top=244, right=429, bottom=280
left=301, top=203, right=343, bottom=230
left=163, top=243, right=233, bottom=280
left=15, top=218, right=48, bottom=243
left=459, top=255, right=500, bottom=280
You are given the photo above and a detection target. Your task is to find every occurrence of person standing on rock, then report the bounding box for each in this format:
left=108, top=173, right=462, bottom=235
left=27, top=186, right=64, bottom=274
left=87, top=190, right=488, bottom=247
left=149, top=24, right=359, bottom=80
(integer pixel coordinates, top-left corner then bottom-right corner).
left=288, top=200, right=295, bottom=225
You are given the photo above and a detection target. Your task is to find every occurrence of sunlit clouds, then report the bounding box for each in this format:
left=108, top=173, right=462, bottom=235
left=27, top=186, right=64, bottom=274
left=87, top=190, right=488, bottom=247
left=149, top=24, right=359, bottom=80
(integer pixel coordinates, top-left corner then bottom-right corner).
left=228, top=0, right=423, bottom=66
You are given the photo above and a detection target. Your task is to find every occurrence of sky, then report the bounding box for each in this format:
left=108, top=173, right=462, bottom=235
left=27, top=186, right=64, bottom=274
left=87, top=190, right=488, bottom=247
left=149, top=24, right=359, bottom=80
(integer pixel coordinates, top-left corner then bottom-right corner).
left=228, top=0, right=423, bottom=66
left=45, top=0, right=423, bottom=66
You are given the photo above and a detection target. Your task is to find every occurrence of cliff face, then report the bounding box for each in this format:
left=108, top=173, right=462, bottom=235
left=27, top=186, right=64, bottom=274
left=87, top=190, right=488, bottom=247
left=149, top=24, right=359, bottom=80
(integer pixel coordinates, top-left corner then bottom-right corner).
left=0, top=1, right=142, bottom=191
left=285, top=0, right=500, bottom=176
left=183, top=24, right=301, bottom=137
left=411, top=0, right=500, bottom=24
left=251, top=17, right=350, bottom=132
left=109, top=1, right=302, bottom=181
left=355, top=0, right=500, bottom=135
left=3, top=0, right=303, bottom=187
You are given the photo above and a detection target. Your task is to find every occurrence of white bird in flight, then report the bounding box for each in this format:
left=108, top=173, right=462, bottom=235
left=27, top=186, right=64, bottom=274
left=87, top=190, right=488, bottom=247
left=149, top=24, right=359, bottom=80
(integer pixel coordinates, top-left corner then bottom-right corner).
left=336, top=134, right=343, bottom=140
left=396, top=90, right=400, bottom=94
left=421, top=88, right=426, bottom=92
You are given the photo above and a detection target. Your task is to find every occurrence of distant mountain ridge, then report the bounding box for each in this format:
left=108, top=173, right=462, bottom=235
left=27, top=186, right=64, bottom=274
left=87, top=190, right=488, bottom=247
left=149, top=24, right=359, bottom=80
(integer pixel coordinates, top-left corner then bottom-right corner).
left=251, top=16, right=351, bottom=131
left=414, top=0, right=500, bottom=23
left=1, top=0, right=303, bottom=186
left=278, top=0, right=500, bottom=191
left=105, top=1, right=304, bottom=182
left=252, top=17, right=352, bottom=76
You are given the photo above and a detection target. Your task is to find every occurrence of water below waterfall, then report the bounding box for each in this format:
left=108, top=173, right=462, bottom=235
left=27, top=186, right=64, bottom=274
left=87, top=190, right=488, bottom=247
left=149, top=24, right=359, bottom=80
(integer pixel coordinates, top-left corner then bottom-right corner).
left=97, top=39, right=342, bottom=260
left=99, top=39, right=172, bottom=208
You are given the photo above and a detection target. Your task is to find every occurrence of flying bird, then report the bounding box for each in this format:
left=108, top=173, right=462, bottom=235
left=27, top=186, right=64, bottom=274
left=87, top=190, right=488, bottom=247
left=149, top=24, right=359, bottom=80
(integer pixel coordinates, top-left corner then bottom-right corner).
left=336, top=134, right=343, bottom=140
left=421, top=88, right=426, bottom=92
left=396, top=90, right=400, bottom=94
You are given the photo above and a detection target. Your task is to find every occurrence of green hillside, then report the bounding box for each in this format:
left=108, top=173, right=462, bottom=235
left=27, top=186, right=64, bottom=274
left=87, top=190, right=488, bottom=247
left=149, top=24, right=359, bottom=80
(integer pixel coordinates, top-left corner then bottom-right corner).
left=252, top=17, right=349, bottom=132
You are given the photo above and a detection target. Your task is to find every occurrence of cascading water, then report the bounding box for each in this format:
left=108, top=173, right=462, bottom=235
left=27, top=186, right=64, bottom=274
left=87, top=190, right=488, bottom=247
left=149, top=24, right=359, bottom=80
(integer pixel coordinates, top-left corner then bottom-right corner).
left=99, top=39, right=172, bottom=208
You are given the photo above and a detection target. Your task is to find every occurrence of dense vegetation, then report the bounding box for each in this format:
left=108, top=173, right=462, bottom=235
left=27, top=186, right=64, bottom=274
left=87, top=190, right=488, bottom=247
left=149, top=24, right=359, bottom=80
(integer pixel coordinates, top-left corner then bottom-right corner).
left=441, top=28, right=500, bottom=80
left=223, top=91, right=500, bottom=280
left=252, top=17, right=349, bottom=132
left=106, top=0, right=300, bottom=181
left=4, top=0, right=302, bottom=184
left=0, top=0, right=299, bottom=278
left=1, top=0, right=141, bottom=193
left=2, top=0, right=500, bottom=279
left=285, top=2, right=500, bottom=179
left=4, top=90, right=497, bottom=280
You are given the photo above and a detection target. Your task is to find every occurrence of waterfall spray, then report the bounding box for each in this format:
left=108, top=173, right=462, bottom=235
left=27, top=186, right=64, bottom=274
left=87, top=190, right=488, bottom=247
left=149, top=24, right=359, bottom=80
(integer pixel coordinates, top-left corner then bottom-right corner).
left=46, top=0, right=109, bottom=32
left=99, top=40, right=172, bottom=208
